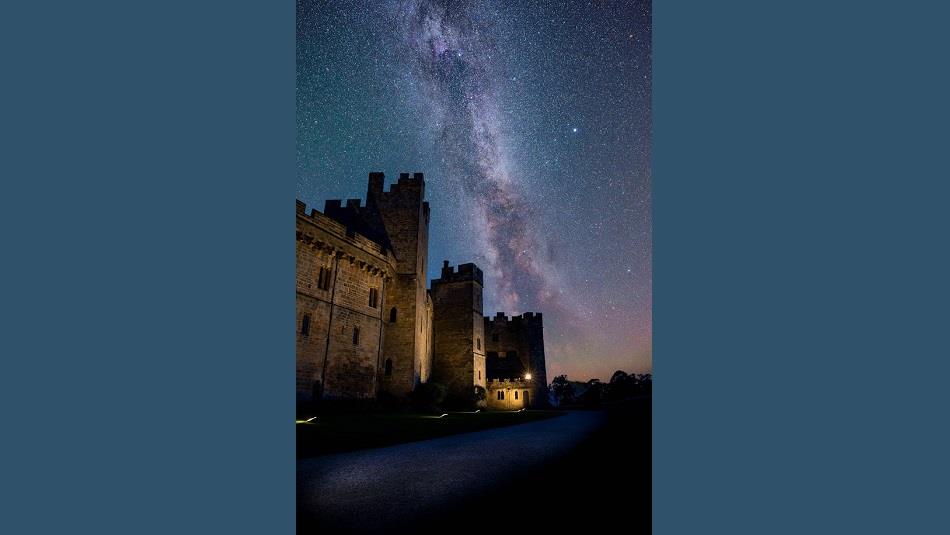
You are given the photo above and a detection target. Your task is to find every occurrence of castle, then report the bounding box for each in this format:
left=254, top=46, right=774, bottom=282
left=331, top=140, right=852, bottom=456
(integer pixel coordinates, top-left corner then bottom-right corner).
left=296, top=172, right=547, bottom=409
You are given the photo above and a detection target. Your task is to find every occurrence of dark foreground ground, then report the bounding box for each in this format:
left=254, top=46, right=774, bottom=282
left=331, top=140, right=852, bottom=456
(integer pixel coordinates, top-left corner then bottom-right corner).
left=297, top=410, right=564, bottom=457
left=298, top=397, right=650, bottom=534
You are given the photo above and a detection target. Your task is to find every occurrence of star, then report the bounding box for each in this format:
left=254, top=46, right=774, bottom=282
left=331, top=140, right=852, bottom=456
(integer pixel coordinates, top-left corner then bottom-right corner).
left=297, top=0, right=652, bottom=381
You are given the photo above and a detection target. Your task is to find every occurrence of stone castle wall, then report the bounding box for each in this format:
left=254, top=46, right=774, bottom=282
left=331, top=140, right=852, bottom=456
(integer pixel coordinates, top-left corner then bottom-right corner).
left=484, top=312, right=548, bottom=408
left=485, top=378, right=534, bottom=410
left=295, top=201, right=396, bottom=402
left=367, top=172, right=431, bottom=397
left=296, top=172, right=548, bottom=410
left=431, top=261, right=486, bottom=405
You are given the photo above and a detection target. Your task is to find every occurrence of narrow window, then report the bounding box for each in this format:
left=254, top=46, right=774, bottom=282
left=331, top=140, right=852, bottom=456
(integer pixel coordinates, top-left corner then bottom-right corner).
left=352, top=327, right=360, bottom=345
left=389, top=307, right=397, bottom=323
left=300, top=314, right=310, bottom=336
left=476, top=338, right=481, bottom=350
left=318, top=267, right=332, bottom=290
left=369, top=288, right=378, bottom=308
left=514, top=390, right=519, bottom=400
left=384, top=358, right=393, bottom=376
left=478, top=370, right=481, bottom=380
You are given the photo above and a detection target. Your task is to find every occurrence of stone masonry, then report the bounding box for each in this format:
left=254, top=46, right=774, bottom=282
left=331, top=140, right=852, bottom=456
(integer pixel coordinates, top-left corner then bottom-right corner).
left=296, top=172, right=547, bottom=410
left=430, top=261, right=487, bottom=405
left=295, top=200, right=396, bottom=402
left=365, top=172, right=431, bottom=398
left=484, top=312, right=549, bottom=408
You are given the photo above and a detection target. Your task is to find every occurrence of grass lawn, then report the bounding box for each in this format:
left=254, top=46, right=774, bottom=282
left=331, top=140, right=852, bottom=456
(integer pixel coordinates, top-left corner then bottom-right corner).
left=297, top=410, right=565, bottom=458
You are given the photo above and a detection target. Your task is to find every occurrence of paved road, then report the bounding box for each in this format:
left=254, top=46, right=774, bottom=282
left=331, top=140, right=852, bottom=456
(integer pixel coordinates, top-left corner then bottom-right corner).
left=297, top=411, right=606, bottom=531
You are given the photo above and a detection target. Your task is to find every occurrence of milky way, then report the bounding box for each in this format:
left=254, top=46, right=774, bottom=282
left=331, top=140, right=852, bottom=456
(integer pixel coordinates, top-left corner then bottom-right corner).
left=394, top=0, right=562, bottom=316
left=297, top=0, right=652, bottom=380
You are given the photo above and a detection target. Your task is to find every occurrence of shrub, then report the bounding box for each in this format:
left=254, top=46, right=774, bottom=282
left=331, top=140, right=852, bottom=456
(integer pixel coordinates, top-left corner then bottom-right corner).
left=410, top=382, right=447, bottom=412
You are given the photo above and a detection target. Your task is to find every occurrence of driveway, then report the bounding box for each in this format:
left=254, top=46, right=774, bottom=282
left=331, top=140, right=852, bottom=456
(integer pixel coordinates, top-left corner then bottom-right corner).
left=297, top=410, right=606, bottom=531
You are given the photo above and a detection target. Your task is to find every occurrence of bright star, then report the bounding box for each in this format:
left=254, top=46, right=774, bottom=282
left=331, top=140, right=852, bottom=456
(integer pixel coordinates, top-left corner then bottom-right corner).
left=572, top=127, right=578, bottom=133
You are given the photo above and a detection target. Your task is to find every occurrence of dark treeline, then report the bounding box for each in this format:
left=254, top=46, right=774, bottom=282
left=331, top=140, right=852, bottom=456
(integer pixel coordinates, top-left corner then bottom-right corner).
left=550, top=370, right=652, bottom=408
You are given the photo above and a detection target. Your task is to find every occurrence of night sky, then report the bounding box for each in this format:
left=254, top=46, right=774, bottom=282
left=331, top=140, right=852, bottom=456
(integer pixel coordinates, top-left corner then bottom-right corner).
left=297, top=0, right=651, bottom=382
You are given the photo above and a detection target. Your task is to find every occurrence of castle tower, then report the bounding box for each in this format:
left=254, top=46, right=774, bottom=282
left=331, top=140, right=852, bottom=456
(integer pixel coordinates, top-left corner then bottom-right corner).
left=366, top=172, right=432, bottom=397
left=484, top=312, right=548, bottom=408
left=430, top=261, right=487, bottom=406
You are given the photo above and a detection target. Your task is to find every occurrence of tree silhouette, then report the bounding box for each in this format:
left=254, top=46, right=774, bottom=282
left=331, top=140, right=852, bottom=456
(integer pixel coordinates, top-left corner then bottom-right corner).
left=550, top=375, right=576, bottom=406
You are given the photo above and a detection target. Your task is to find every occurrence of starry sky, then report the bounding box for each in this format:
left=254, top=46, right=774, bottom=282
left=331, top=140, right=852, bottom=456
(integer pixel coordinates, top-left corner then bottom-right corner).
left=297, top=0, right=651, bottom=382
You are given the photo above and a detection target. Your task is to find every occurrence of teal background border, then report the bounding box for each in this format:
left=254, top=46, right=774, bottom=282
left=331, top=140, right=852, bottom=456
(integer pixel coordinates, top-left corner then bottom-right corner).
left=1, top=1, right=295, bottom=533
left=2, top=0, right=949, bottom=533
left=654, top=1, right=949, bottom=533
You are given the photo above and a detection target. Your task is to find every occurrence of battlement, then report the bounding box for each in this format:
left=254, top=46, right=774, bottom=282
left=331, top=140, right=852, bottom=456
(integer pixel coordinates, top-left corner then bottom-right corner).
left=487, top=377, right=531, bottom=387
left=432, top=260, right=484, bottom=286
left=486, top=311, right=544, bottom=325
left=295, top=199, right=394, bottom=261
left=366, top=171, right=426, bottom=199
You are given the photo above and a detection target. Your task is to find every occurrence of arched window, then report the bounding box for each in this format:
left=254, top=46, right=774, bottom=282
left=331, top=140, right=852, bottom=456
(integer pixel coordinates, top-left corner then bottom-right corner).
left=384, top=358, right=393, bottom=376
left=300, top=314, right=311, bottom=336
left=389, top=307, right=397, bottom=323
left=352, top=327, right=360, bottom=345
left=497, top=391, right=505, bottom=400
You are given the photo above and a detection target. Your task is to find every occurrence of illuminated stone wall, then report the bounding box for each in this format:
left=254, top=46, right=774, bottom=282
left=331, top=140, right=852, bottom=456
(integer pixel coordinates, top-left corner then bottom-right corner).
left=485, top=378, right=533, bottom=410
left=431, top=261, right=486, bottom=405
left=484, top=312, right=548, bottom=408
left=295, top=200, right=396, bottom=402
left=367, top=172, right=432, bottom=397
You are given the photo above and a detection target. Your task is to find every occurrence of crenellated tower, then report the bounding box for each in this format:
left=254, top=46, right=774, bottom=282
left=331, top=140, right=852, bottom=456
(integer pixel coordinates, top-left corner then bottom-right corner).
left=430, top=261, right=487, bottom=405
left=484, top=312, right=548, bottom=407
left=366, top=172, right=432, bottom=397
